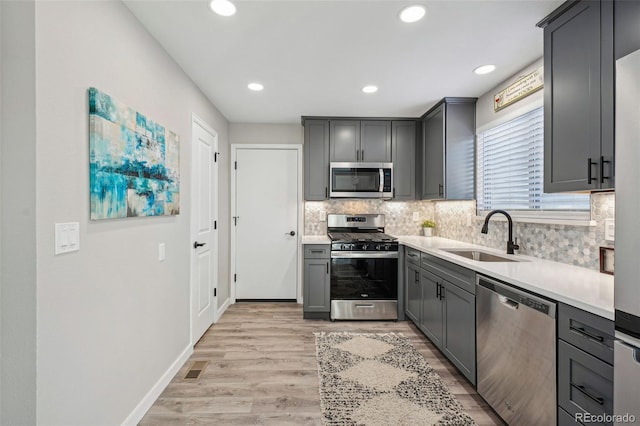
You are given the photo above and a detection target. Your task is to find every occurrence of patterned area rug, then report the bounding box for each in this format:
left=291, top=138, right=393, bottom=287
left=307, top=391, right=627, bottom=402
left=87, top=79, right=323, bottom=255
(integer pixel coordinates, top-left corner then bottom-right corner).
left=314, top=332, right=476, bottom=426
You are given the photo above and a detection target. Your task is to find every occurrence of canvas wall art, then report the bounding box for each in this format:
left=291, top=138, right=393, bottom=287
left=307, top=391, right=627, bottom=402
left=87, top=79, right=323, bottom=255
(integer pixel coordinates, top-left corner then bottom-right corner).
left=89, top=87, right=180, bottom=220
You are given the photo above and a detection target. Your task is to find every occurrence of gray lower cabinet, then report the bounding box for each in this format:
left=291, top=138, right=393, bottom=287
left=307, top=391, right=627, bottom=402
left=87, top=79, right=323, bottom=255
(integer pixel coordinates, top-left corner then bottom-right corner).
left=404, top=248, right=476, bottom=385
left=441, top=280, right=476, bottom=382
left=391, top=121, right=416, bottom=200
left=418, top=97, right=476, bottom=200
left=420, top=268, right=443, bottom=348
left=405, top=261, right=421, bottom=325
left=303, top=119, right=330, bottom=200
left=303, top=245, right=330, bottom=319
left=538, top=0, right=614, bottom=192
left=557, top=303, right=615, bottom=425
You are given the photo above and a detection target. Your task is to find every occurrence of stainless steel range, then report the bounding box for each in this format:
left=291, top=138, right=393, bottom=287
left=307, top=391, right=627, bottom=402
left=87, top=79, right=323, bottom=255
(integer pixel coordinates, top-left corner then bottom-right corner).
left=327, top=214, right=398, bottom=321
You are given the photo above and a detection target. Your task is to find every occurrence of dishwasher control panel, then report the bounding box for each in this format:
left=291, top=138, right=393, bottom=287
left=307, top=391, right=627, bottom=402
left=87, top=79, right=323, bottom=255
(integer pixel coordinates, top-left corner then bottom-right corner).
left=478, top=275, right=555, bottom=317
left=518, top=295, right=551, bottom=315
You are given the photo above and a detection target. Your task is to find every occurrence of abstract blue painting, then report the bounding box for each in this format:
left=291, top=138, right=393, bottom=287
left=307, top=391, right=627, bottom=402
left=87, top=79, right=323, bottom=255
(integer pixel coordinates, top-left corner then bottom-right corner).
left=89, top=87, right=180, bottom=220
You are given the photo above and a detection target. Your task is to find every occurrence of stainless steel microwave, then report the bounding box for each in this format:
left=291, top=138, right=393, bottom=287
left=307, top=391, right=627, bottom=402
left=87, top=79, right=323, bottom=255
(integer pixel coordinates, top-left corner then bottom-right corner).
left=329, top=162, right=393, bottom=198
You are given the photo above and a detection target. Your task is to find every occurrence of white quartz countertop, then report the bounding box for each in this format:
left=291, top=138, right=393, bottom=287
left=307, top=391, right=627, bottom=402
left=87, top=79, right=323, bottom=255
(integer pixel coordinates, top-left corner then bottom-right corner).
left=396, top=236, right=614, bottom=320
left=301, top=235, right=331, bottom=244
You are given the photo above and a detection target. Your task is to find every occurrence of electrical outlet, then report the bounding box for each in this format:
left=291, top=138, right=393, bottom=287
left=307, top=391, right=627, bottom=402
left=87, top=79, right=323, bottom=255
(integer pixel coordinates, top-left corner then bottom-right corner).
left=320, top=211, right=327, bottom=222
left=413, top=212, right=419, bottom=220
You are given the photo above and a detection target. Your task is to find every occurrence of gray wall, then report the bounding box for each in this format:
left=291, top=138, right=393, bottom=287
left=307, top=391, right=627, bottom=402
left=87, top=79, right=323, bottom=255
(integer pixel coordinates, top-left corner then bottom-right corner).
left=230, top=123, right=303, bottom=145
left=0, top=0, right=231, bottom=424
left=1, top=1, right=37, bottom=423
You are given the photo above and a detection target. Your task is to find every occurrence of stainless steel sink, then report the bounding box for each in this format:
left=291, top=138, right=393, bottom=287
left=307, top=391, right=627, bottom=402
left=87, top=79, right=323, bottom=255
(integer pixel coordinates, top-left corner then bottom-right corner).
left=441, top=249, right=523, bottom=262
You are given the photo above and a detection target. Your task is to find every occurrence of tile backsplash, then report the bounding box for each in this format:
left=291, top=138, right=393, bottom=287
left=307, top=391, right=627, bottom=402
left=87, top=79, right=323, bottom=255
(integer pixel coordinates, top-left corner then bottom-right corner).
left=304, top=192, right=615, bottom=271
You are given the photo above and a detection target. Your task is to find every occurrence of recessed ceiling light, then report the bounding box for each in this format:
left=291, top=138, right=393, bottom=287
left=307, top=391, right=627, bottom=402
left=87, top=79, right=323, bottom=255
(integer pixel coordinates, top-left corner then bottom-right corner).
left=209, top=0, right=236, bottom=17
left=399, top=5, right=426, bottom=23
left=248, top=82, right=264, bottom=91
left=362, top=85, right=378, bottom=94
left=474, top=64, right=496, bottom=75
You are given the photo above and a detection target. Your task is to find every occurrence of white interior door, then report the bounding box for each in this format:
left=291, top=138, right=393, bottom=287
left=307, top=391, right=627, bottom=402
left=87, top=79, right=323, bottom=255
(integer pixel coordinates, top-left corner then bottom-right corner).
left=234, top=147, right=299, bottom=300
left=191, top=117, right=218, bottom=345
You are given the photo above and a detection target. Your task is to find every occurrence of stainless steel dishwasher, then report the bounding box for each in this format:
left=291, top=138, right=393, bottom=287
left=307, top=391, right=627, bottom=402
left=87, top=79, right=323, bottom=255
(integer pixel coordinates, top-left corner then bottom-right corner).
left=476, top=275, right=557, bottom=426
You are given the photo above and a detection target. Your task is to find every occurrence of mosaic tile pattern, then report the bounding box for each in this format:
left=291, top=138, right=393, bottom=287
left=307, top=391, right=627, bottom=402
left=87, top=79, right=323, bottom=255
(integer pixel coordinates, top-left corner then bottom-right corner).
left=304, top=200, right=436, bottom=236
left=304, top=193, right=615, bottom=271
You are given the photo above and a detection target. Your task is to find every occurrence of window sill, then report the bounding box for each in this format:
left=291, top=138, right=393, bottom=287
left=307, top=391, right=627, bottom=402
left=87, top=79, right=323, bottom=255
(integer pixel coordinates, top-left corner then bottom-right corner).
left=473, top=216, right=596, bottom=227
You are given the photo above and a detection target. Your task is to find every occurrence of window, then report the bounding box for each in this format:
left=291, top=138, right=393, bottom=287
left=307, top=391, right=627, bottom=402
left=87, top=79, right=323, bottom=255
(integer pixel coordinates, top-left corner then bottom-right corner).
left=477, top=107, right=590, bottom=218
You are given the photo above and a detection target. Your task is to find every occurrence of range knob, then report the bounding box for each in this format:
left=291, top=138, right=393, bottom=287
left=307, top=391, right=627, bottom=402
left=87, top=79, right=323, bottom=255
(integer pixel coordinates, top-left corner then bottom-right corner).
left=384, top=244, right=391, bottom=250
left=375, top=245, right=381, bottom=250
left=342, top=244, right=351, bottom=250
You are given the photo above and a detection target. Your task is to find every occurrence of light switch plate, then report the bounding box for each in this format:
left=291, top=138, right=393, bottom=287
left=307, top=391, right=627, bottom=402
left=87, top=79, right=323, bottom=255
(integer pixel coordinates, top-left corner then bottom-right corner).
left=158, top=243, right=166, bottom=261
left=413, top=212, right=419, bottom=220
left=55, top=222, right=80, bottom=255
left=604, top=218, right=615, bottom=242
left=319, top=211, right=327, bottom=222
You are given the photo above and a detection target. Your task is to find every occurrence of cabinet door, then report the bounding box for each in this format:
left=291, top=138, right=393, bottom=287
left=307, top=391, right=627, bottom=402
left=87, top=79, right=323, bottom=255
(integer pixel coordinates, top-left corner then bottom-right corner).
left=303, top=259, right=330, bottom=312
left=442, top=281, right=476, bottom=385
left=392, top=121, right=416, bottom=200
left=420, top=269, right=443, bottom=348
left=330, top=120, right=360, bottom=162
left=304, top=120, right=330, bottom=200
left=444, top=101, right=476, bottom=200
left=361, top=120, right=391, bottom=162
left=422, top=105, right=445, bottom=199
left=543, top=1, right=604, bottom=192
left=405, top=262, right=421, bottom=325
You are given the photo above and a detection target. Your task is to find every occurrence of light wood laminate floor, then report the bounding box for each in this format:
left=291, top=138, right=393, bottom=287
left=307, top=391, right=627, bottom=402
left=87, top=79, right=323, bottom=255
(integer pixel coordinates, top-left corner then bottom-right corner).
left=140, top=303, right=504, bottom=425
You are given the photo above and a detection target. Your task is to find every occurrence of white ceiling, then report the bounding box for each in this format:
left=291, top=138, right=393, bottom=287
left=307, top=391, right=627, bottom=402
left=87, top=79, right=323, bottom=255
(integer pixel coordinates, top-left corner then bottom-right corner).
left=124, top=0, right=563, bottom=124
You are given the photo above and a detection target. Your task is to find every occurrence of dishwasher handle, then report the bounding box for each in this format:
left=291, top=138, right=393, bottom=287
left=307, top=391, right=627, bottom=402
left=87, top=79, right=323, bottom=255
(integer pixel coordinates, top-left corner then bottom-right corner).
left=498, top=295, right=519, bottom=310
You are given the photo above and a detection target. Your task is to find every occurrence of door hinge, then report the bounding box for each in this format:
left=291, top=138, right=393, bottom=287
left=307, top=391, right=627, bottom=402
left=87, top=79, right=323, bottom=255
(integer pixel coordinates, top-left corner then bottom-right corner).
left=234, top=273, right=237, bottom=282
left=214, top=220, right=217, bottom=230
left=234, top=161, right=237, bottom=170
left=214, top=288, right=217, bottom=297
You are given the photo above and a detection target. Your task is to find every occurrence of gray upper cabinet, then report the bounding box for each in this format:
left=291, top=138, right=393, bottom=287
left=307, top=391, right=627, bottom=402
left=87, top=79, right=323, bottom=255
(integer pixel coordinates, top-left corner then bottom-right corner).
left=330, top=120, right=391, bottom=162
left=304, top=119, right=330, bottom=200
left=538, top=0, right=614, bottom=192
left=418, top=98, right=476, bottom=200
left=330, top=120, right=360, bottom=162
left=361, top=120, right=392, bottom=162
left=392, top=121, right=416, bottom=200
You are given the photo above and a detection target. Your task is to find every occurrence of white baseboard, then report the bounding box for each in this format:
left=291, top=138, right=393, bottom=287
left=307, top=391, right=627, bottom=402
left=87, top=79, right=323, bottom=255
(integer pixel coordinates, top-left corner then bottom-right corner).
left=122, top=344, right=193, bottom=426
left=215, top=297, right=231, bottom=322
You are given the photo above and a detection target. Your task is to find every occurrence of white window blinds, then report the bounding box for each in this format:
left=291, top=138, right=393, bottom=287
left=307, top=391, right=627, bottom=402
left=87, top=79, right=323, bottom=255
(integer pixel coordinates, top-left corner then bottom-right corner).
left=477, top=107, right=590, bottom=215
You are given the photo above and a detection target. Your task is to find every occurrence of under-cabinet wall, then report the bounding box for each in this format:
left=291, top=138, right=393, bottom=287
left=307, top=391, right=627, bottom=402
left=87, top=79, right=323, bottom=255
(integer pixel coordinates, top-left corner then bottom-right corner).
left=304, top=192, right=614, bottom=270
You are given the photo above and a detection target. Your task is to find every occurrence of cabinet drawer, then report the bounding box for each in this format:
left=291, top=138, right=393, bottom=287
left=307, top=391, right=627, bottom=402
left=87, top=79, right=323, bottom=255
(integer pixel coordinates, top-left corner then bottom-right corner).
left=405, top=247, right=420, bottom=266
left=304, top=245, right=330, bottom=259
left=558, top=340, right=613, bottom=425
left=558, top=303, right=614, bottom=365
left=420, top=252, right=475, bottom=294
left=558, top=407, right=581, bottom=426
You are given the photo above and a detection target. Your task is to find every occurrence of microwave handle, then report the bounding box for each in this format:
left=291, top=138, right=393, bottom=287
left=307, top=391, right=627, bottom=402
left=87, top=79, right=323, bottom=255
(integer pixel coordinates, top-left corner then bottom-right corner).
left=379, top=169, right=384, bottom=192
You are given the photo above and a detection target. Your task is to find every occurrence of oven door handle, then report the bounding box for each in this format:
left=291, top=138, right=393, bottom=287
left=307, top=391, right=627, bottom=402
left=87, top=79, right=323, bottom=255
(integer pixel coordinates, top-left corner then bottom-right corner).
left=331, top=251, right=398, bottom=259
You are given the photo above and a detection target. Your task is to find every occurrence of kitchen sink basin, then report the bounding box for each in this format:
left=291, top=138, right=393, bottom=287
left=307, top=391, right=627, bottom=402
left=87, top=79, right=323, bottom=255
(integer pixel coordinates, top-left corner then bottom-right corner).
left=441, top=249, right=523, bottom=262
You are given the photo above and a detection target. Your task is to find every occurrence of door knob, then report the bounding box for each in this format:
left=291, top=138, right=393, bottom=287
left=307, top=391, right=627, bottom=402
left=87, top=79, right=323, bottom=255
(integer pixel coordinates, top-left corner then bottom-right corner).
left=285, top=231, right=296, bottom=236
left=193, top=241, right=206, bottom=249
